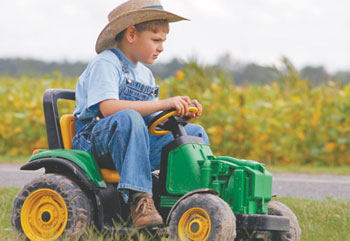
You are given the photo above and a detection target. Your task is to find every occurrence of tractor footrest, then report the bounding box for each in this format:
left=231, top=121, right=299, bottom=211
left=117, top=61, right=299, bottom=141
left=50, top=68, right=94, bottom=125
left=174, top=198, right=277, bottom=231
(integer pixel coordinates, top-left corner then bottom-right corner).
left=236, top=214, right=290, bottom=232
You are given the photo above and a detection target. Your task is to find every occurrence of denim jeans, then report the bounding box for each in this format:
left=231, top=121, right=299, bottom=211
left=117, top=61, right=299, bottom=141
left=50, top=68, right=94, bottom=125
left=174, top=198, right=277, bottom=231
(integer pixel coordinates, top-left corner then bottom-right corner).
left=73, top=109, right=209, bottom=202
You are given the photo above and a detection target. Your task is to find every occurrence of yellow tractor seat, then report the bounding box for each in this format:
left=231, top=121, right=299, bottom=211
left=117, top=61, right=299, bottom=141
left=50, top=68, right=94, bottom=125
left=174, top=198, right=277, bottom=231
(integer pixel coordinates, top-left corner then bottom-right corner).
left=59, top=114, right=120, bottom=183
left=60, top=114, right=75, bottom=149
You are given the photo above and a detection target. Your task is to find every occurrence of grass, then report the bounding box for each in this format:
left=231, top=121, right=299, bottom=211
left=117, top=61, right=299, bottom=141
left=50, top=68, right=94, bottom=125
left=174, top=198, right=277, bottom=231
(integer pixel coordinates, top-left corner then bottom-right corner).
left=1, top=187, right=350, bottom=241
left=0, top=187, right=20, bottom=241
left=267, top=165, right=350, bottom=176
left=276, top=197, right=350, bottom=241
left=0, top=155, right=30, bottom=165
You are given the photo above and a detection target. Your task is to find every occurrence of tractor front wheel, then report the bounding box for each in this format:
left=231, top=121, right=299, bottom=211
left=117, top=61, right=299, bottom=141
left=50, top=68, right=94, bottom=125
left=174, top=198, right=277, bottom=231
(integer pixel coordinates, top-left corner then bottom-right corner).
left=168, top=193, right=236, bottom=241
left=264, top=200, right=301, bottom=241
left=11, top=173, right=92, bottom=241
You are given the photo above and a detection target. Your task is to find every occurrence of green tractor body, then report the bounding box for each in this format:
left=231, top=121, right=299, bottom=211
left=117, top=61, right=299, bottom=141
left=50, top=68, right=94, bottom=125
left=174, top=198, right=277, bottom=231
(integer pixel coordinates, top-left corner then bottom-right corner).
left=12, top=89, right=300, bottom=241
left=161, top=142, right=272, bottom=215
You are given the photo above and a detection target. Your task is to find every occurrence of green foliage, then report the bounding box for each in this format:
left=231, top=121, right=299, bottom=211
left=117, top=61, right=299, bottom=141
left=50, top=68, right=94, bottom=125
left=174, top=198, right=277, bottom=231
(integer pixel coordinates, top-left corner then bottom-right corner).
left=0, top=76, right=76, bottom=156
left=161, top=59, right=350, bottom=166
left=268, top=165, right=350, bottom=175
left=1, top=58, right=349, bottom=166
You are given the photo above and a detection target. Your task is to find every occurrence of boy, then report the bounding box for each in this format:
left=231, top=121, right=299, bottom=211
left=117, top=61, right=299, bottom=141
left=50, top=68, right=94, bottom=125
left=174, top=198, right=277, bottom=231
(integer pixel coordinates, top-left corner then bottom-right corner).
left=72, top=0, right=209, bottom=228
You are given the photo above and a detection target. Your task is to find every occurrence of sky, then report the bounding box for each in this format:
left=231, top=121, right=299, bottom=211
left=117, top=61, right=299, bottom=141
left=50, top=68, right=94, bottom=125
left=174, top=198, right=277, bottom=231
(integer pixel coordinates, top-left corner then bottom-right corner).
left=1, top=0, right=349, bottom=72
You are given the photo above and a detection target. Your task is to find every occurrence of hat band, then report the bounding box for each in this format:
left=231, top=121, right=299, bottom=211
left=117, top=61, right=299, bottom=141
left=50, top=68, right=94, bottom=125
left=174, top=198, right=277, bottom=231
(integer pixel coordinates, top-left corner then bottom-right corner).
left=142, top=5, right=164, bottom=10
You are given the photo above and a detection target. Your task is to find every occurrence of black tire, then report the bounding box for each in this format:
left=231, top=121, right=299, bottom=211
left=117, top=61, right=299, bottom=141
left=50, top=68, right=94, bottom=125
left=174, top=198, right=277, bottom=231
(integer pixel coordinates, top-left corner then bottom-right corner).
left=168, top=193, right=236, bottom=241
left=264, top=200, right=301, bottom=241
left=11, top=173, right=93, bottom=240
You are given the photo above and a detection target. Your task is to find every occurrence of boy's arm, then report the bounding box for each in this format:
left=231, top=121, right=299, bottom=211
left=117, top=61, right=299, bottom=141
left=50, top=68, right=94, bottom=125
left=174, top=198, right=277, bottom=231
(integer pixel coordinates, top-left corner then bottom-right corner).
left=99, top=96, right=197, bottom=118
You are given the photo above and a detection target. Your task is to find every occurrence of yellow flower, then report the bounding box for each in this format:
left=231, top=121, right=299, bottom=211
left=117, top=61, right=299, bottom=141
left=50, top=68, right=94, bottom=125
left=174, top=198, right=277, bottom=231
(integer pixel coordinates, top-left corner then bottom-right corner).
left=291, top=96, right=301, bottom=104
left=258, top=134, right=269, bottom=142
left=10, top=148, right=19, bottom=156
left=325, top=142, right=336, bottom=153
left=175, top=70, right=184, bottom=81
left=297, top=129, right=305, bottom=140
left=311, top=111, right=320, bottom=126
left=207, top=126, right=223, bottom=136
left=14, top=127, right=22, bottom=134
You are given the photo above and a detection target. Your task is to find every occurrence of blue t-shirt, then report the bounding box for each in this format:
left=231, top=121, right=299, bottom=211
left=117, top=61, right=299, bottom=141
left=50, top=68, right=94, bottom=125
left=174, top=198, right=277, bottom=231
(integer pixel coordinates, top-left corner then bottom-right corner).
left=73, top=48, right=157, bottom=120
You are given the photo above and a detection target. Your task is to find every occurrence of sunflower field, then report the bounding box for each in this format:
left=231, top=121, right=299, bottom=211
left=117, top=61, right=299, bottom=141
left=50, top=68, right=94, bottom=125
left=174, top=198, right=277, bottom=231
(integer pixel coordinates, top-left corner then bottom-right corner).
left=1, top=60, right=349, bottom=166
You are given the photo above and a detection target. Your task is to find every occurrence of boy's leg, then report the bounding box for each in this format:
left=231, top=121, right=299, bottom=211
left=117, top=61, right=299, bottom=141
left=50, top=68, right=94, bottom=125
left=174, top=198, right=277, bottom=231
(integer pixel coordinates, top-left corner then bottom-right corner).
left=89, top=109, right=162, bottom=227
left=90, top=109, right=152, bottom=200
left=149, top=123, right=210, bottom=170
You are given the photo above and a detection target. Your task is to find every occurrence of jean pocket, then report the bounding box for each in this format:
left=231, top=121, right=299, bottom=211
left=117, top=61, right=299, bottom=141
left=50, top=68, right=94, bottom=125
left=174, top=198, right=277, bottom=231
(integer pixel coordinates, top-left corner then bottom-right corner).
left=90, top=127, right=111, bottom=157
left=72, top=133, right=91, bottom=152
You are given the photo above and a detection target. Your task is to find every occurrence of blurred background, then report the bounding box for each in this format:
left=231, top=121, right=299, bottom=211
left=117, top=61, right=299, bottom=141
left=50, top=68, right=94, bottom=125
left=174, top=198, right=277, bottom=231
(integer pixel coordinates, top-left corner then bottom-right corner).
left=1, top=2, right=350, bottom=240
left=1, top=0, right=350, bottom=77
left=0, top=0, right=349, bottom=166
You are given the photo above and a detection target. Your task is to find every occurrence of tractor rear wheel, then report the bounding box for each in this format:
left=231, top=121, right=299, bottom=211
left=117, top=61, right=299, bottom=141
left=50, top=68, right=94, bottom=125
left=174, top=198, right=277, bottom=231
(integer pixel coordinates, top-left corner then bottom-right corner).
left=168, top=193, right=236, bottom=241
left=11, top=173, right=92, bottom=241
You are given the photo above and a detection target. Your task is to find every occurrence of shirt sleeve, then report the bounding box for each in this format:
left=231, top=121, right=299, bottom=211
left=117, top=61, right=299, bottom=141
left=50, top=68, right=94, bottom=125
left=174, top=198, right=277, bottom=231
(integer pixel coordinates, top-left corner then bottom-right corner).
left=86, top=59, right=121, bottom=109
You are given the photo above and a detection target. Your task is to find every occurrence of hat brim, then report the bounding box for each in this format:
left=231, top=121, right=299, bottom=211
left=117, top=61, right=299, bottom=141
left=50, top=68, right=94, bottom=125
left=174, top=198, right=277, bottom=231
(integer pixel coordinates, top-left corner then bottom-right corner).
left=95, top=9, right=188, bottom=53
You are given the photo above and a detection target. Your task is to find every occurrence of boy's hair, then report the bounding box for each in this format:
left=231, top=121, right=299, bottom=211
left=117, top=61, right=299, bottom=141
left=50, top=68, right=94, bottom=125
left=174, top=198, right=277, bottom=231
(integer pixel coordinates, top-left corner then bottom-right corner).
left=115, top=19, right=169, bottom=42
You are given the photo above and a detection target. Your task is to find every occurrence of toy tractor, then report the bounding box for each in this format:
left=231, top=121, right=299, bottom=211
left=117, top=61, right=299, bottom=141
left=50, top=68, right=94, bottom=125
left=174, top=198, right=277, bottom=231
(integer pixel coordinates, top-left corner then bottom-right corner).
left=12, top=89, right=301, bottom=240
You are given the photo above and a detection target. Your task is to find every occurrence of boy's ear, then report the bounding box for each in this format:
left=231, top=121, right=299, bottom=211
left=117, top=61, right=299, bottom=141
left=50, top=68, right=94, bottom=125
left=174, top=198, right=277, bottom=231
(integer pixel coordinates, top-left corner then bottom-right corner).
left=125, top=26, right=137, bottom=43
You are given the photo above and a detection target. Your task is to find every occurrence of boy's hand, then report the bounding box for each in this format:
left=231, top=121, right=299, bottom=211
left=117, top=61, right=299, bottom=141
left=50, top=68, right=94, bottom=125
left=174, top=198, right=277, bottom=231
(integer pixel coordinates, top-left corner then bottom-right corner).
left=161, top=96, right=191, bottom=117
left=190, top=99, right=202, bottom=118
left=161, top=96, right=202, bottom=118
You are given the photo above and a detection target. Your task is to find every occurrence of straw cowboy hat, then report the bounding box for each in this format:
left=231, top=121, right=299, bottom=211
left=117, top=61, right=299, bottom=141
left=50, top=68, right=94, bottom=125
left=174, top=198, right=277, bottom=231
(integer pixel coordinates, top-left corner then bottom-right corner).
left=95, top=0, right=188, bottom=53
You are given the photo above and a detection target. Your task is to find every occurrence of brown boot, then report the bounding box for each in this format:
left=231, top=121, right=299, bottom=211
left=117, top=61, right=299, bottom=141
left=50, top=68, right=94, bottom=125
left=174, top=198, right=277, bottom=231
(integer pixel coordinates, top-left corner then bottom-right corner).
left=130, top=192, right=163, bottom=228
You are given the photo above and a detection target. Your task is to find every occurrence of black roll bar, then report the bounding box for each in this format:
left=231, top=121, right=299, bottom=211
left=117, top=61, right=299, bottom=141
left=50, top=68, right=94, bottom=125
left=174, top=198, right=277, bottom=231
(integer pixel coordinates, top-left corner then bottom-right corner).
left=43, top=89, right=75, bottom=149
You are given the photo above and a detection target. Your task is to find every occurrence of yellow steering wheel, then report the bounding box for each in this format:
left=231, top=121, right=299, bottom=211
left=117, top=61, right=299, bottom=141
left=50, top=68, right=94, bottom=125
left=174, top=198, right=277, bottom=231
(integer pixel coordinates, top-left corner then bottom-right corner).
left=148, top=106, right=199, bottom=136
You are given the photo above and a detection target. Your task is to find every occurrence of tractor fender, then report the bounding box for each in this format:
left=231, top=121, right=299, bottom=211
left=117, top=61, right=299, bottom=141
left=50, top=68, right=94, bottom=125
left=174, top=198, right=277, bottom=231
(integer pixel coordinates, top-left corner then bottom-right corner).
left=21, top=157, right=96, bottom=190
left=20, top=157, right=106, bottom=229
left=165, top=188, right=219, bottom=226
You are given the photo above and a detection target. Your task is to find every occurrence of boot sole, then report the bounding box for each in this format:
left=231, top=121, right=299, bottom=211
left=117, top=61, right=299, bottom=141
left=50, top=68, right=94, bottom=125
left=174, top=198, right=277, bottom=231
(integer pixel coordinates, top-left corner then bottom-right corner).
left=135, top=220, right=164, bottom=229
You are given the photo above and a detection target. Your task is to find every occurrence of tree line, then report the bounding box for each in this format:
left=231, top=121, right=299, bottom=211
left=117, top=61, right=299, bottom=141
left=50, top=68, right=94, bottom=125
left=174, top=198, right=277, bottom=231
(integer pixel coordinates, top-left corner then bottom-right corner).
left=0, top=55, right=349, bottom=86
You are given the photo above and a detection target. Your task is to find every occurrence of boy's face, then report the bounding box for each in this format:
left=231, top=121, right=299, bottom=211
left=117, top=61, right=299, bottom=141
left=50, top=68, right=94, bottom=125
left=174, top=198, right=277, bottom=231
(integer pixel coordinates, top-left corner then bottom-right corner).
left=130, top=29, right=167, bottom=65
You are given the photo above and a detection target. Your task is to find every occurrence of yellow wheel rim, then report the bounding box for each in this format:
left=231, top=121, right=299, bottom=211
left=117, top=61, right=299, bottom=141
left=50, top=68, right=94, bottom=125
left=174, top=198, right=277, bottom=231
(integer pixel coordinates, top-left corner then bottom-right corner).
left=149, top=106, right=198, bottom=136
left=21, top=188, right=68, bottom=241
left=178, top=207, right=211, bottom=241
